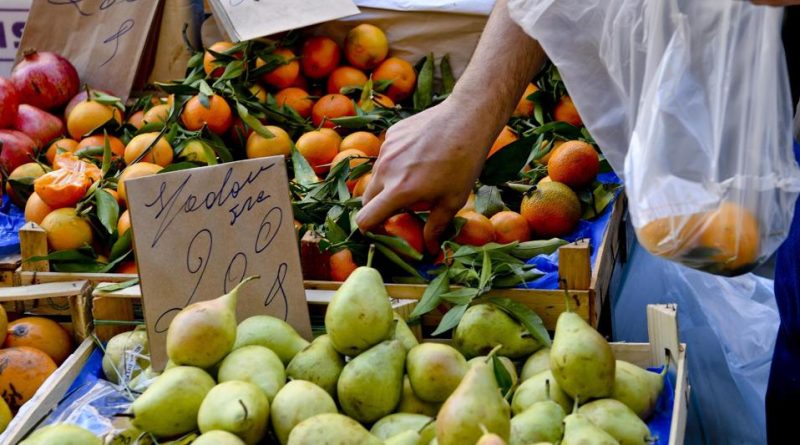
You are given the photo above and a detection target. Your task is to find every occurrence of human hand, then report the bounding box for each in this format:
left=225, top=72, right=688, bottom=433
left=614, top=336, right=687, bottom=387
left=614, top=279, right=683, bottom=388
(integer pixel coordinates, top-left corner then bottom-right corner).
left=356, top=97, right=499, bottom=254
left=750, top=0, right=800, bottom=6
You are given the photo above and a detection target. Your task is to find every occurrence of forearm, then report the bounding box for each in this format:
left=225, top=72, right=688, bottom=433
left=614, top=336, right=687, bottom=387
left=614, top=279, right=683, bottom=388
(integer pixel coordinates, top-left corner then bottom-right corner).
left=450, top=0, right=546, bottom=142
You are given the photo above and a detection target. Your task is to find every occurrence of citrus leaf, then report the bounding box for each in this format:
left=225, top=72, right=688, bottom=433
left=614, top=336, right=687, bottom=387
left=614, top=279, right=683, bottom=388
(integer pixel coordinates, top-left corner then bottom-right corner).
left=479, top=250, right=492, bottom=291
left=25, top=247, right=97, bottom=264
left=291, top=144, right=318, bottom=187
left=413, top=53, right=434, bottom=110
left=475, top=185, right=505, bottom=217
left=481, top=134, right=538, bottom=185
left=510, top=238, right=568, bottom=260
left=366, top=232, right=423, bottom=262
left=101, top=130, right=112, bottom=175
left=440, top=287, right=479, bottom=305
left=441, top=54, right=455, bottom=94
left=489, top=297, right=551, bottom=347
left=110, top=229, right=132, bottom=261
left=159, top=161, right=205, bottom=173
left=95, top=188, right=120, bottom=235
left=410, top=272, right=450, bottom=318
left=236, top=103, right=274, bottom=138
left=96, top=279, right=140, bottom=293
left=374, top=243, right=424, bottom=280
left=432, top=303, right=468, bottom=336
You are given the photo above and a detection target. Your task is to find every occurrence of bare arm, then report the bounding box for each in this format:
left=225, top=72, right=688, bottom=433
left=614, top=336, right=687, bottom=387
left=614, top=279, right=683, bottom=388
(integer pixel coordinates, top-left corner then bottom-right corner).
left=356, top=0, right=546, bottom=253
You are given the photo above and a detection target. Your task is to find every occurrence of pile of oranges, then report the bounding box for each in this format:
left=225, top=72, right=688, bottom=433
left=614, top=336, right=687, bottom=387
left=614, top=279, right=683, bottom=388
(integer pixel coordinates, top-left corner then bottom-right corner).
left=0, top=305, right=74, bottom=433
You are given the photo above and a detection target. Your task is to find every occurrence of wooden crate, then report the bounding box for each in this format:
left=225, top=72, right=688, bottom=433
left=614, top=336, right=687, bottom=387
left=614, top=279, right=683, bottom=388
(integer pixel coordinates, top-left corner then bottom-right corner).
left=0, top=253, right=20, bottom=287
left=0, top=281, right=93, bottom=342
left=305, top=195, right=627, bottom=332
left=16, top=222, right=137, bottom=286
left=90, top=283, right=421, bottom=342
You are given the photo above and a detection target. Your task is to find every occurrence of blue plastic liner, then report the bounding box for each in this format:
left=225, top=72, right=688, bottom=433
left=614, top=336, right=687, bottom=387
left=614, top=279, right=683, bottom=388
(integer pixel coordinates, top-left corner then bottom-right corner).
left=0, top=195, right=25, bottom=255
left=520, top=170, right=623, bottom=290
left=647, top=365, right=677, bottom=444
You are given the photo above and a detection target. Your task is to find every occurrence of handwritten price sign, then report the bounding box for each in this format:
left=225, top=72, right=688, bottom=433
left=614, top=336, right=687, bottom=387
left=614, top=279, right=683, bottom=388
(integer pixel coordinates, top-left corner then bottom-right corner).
left=125, top=157, right=311, bottom=370
left=18, top=0, right=161, bottom=99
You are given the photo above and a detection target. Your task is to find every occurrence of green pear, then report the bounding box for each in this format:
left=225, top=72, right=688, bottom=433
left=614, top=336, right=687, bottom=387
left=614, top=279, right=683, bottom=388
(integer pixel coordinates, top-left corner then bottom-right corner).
left=167, top=276, right=259, bottom=368
left=511, top=370, right=572, bottom=415
left=218, top=345, right=285, bottom=402
left=453, top=304, right=541, bottom=359
left=193, top=430, right=246, bottom=445
left=285, top=334, right=345, bottom=397
left=102, top=328, right=149, bottom=385
left=407, top=343, right=467, bottom=403
left=436, top=355, right=510, bottom=445
left=562, top=412, right=620, bottom=445
left=393, top=312, right=420, bottom=351
left=371, top=413, right=435, bottom=443
left=612, top=360, right=666, bottom=419
left=385, top=429, right=423, bottom=445
left=198, top=381, right=270, bottom=444
left=550, top=311, right=615, bottom=400
left=132, top=366, right=214, bottom=437
left=469, top=355, right=519, bottom=394
left=476, top=430, right=508, bottom=445
left=324, top=264, right=394, bottom=356
left=287, top=413, right=383, bottom=445
left=271, top=380, right=338, bottom=445
left=578, top=399, right=652, bottom=445
left=520, top=347, right=550, bottom=381
left=338, top=339, right=405, bottom=423
left=20, top=423, right=102, bottom=445
left=128, top=366, right=160, bottom=392
left=396, top=375, right=441, bottom=416
left=234, top=315, right=310, bottom=365
left=509, top=400, right=565, bottom=445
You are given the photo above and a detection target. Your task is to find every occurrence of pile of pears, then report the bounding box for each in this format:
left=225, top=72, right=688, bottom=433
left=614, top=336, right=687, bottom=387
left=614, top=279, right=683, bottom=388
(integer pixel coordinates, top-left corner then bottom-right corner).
left=23, top=259, right=668, bottom=445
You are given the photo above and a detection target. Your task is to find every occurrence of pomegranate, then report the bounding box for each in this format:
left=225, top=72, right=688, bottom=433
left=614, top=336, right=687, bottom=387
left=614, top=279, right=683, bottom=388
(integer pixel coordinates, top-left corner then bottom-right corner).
left=14, top=105, right=64, bottom=148
left=0, top=130, right=36, bottom=176
left=0, top=78, right=19, bottom=128
left=11, top=50, right=80, bottom=111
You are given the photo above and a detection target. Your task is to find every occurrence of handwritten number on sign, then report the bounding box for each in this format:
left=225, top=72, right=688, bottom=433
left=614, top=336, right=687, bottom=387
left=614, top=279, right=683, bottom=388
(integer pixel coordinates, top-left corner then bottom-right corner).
left=100, top=19, right=134, bottom=67
left=187, top=229, right=213, bottom=305
left=265, top=262, right=290, bottom=320
left=224, top=252, right=248, bottom=294
left=255, top=207, right=283, bottom=253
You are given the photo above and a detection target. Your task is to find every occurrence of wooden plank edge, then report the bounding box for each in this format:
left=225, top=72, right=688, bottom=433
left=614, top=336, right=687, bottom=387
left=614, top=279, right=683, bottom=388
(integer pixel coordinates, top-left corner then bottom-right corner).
left=0, top=338, right=96, bottom=444
left=16, top=270, right=138, bottom=285
left=590, top=194, right=626, bottom=290
left=0, top=281, right=90, bottom=302
left=669, top=348, right=689, bottom=445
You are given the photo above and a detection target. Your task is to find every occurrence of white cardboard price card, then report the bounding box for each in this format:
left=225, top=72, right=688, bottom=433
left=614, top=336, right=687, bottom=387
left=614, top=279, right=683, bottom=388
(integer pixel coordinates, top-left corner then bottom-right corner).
left=208, top=0, right=359, bottom=42
left=125, top=157, right=311, bottom=370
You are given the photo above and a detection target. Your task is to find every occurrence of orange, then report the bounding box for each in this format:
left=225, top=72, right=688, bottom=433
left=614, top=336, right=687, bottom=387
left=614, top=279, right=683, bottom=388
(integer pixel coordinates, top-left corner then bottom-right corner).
left=327, top=66, right=368, bottom=94
left=344, top=24, right=389, bottom=70
left=547, top=140, right=599, bottom=188
left=637, top=213, right=704, bottom=259
left=295, top=130, right=340, bottom=174
left=340, top=131, right=381, bottom=157
left=118, top=209, right=131, bottom=235
left=274, top=87, right=314, bottom=119
left=372, top=57, right=417, bottom=103
left=301, top=36, right=341, bottom=79
left=179, top=140, right=215, bottom=164
left=384, top=212, right=425, bottom=256
left=0, top=347, right=57, bottom=411
left=329, top=248, right=358, bottom=281
left=488, top=125, right=518, bottom=158
left=539, top=175, right=552, bottom=184
left=180, top=94, right=233, bottom=135
left=45, top=138, right=79, bottom=165
left=118, top=162, right=163, bottom=204
left=5, top=317, right=72, bottom=365
left=34, top=168, right=95, bottom=209
left=520, top=181, right=581, bottom=238
left=5, top=163, right=47, bottom=208
left=24, top=193, right=54, bottom=225
left=246, top=126, right=292, bottom=159
left=77, top=134, right=125, bottom=158
left=142, top=104, right=170, bottom=125
left=490, top=211, right=531, bottom=244
left=311, top=94, right=356, bottom=129
left=538, top=139, right=565, bottom=165
left=115, top=261, right=138, bottom=274
left=353, top=172, right=372, bottom=197
left=554, top=95, right=583, bottom=127
left=259, top=48, right=300, bottom=89
left=460, top=193, right=477, bottom=213
left=203, top=41, right=236, bottom=78
left=127, top=110, right=145, bottom=129
left=124, top=133, right=174, bottom=167
left=290, top=74, right=309, bottom=90
left=454, top=211, right=495, bottom=246
left=66, top=100, right=123, bottom=140
left=696, top=202, right=761, bottom=271
left=372, top=93, right=395, bottom=109
left=331, top=149, right=368, bottom=170
left=320, top=128, right=343, bottom=147
left=40, top=207, right=93, bottom=251
left=249, top=84, right=268, bottom=103
left=513, top=83, right=539, bottom=118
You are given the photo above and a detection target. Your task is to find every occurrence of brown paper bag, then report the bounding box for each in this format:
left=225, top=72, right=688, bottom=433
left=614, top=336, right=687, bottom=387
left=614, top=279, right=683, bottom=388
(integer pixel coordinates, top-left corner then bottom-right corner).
left=18, top=0, right=164, bottom=100
left=147, top=0, right=204, bottom=84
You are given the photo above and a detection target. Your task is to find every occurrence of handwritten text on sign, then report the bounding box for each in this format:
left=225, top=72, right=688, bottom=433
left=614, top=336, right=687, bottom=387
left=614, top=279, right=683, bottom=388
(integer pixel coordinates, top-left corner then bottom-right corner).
left=125, top=157, right=310, bottom=370
left=18, top=0, right=161, bottom=99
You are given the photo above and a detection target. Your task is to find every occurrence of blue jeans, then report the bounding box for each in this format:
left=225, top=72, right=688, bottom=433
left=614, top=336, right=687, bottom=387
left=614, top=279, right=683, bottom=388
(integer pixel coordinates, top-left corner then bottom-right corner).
left=766, top=141, right=800, bottom=443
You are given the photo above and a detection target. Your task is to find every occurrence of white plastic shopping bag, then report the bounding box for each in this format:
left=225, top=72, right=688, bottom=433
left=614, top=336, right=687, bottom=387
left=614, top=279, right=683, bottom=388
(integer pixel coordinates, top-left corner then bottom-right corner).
left=509, top=0, right=800, bottom=275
